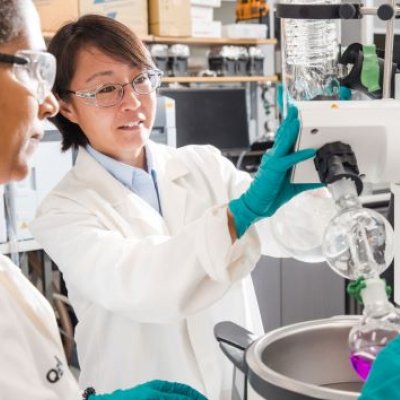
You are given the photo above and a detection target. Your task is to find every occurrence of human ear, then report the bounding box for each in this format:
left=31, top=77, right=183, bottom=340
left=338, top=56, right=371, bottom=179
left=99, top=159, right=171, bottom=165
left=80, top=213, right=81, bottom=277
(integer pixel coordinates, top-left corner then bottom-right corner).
left=59, top=98, right=79, bottom=124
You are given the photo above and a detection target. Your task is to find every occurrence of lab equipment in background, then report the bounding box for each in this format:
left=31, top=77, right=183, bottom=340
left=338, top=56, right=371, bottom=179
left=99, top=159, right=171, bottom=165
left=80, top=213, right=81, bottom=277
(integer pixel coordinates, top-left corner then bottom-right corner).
left=1, top=121, right=73, bottom=243
left=236, top=47, right=249, bottom=76
left=208, top=46, right=237, bottom=76
left=235, top=0, right=268, bottom=22
left=222, top=23, right=268, bottom=39
left=150, top=96, right=177, bottom=147
left=149, top=44, right=169, bottom=75
left=168, top=44, right=190, bottom=77
left=208, top=46, right=264, bottom=76
left=248, top=46, right=265, bottom=76
left=340, top=43, right=400, bottom=99
left=159, top=87, right=250, bottom=151
left=280, top=0, right=340, bottom=102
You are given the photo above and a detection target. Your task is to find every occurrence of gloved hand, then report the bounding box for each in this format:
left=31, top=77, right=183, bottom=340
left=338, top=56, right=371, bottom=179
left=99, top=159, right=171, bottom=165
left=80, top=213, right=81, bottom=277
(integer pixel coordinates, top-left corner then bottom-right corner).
left=276, top=83, right=352, bottom=110
left=228, top=106, right=322, bottom=238
left=358, top=335, right=400, bottom=400
left=339, top=86, right=352, bottom=100
left=89, top=380, right=207, bottom=400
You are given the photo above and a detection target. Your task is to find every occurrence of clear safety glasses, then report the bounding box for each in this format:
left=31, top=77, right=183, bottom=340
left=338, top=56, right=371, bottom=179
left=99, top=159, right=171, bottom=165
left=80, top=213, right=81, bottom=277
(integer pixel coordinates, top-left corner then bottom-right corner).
left=0, top=50, right=56, bottom=104
left=65, top=68, right=163, bottom=108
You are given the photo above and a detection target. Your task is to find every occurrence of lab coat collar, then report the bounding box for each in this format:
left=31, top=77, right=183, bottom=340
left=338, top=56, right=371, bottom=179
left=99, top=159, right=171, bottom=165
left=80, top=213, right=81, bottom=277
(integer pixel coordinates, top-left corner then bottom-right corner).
left=74, top=143, right=191, bottom=234
left=146, top=140, right=189, bottom=181
left=74, top=148, right=133, bottom=207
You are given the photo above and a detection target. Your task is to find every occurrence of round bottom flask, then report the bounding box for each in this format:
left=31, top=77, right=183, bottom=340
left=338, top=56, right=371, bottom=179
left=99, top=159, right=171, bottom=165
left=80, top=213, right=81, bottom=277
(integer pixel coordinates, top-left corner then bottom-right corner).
left=349, top=279, right=400, bottom=380
left=271, top=188, right=336, bottom=262
left=322, top=207, right=394, bottom=280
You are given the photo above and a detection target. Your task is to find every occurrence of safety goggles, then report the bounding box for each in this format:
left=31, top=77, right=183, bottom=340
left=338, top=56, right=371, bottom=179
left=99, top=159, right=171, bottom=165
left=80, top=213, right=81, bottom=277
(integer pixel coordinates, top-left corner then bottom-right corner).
left=0, top=50, right=56, bottom=104
left=65, top=68, right=163, bottom=108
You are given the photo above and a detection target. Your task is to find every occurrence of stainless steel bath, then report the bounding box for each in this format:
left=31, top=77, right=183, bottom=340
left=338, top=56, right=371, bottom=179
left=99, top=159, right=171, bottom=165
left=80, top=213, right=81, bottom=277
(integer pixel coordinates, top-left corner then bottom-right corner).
left=216, top=316, right=364, bottom=399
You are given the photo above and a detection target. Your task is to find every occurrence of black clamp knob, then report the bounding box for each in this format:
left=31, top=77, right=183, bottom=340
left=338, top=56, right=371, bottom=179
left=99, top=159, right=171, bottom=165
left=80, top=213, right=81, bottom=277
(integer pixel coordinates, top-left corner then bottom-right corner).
left=377, top=4, right=394, bottom=20
left=339, top=3, right=358, bottom=19
left=314, top=142, right=363, bottom=195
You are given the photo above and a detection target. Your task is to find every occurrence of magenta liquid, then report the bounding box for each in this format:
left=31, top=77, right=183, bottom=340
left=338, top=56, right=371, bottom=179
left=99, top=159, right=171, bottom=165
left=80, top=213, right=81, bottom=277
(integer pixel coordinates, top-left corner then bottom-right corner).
left=349, top=352, right=374, bottom=381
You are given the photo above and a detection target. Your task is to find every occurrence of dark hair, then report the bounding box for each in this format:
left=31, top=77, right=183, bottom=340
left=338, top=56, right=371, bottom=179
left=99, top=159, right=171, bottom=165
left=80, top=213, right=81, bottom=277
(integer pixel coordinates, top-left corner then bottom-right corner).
left=48, top=14, right=155, bottom=151
left=0, top=0, right=24, bottom=44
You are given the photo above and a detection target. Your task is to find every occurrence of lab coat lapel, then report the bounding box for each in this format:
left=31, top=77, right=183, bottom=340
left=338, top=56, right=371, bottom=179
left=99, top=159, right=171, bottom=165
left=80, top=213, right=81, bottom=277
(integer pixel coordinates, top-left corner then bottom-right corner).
left=149, top=142, right=189, bottom=234
left=74, top=148, right=167, bottom=234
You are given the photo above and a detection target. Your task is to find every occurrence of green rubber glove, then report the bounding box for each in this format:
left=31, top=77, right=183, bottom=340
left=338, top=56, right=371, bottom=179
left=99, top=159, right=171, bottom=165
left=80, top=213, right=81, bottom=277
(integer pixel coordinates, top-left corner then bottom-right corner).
left=91, top=380, right=207, bottom=400
left=229, top=106, right=322, bottom=238
left=358, top=335, right=400, bottom=400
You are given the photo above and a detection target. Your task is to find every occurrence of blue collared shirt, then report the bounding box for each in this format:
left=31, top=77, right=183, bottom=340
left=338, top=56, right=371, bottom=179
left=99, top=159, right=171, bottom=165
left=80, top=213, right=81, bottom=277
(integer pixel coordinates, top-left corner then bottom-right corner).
left=86, top=145, right=161, bottom=214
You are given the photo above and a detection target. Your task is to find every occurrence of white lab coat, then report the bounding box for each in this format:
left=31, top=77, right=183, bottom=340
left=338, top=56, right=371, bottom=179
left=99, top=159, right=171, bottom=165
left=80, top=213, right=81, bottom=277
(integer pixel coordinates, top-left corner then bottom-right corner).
left=0, top=254, right=81, bottom=400
left=31, top=142, right=285, bottom=399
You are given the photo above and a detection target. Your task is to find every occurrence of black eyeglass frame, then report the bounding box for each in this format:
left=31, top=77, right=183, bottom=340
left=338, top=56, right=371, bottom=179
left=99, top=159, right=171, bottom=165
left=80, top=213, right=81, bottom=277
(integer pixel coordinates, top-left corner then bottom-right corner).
left=0, top=53, right=28, bottom=66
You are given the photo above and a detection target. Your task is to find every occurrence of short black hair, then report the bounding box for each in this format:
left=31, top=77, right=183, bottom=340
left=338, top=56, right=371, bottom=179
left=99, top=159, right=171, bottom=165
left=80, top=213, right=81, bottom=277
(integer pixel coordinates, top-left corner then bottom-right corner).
left=0, top=0, right=24, bottom=44
left=49, top=14, right=155, bottom=152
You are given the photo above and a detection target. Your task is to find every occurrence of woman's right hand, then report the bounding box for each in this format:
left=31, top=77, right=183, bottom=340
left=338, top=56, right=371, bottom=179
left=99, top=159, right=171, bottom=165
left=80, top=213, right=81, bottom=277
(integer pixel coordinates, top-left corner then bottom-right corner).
left=228, top=106, right=322, bottom=238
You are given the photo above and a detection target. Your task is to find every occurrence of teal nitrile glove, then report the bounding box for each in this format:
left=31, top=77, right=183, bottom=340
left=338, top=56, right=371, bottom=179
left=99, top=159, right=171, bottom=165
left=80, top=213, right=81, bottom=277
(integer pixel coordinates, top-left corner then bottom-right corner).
left=339, top=86, right=352, bottom=100
left=276, top=84, right=351, bottom=111
left=91, top=380, right=207, bottom=400
left=276, top=82, right=285, bottom=112
left=228, top=106, right=323, bottom=238
left=359, top=335, right=400, bottom=400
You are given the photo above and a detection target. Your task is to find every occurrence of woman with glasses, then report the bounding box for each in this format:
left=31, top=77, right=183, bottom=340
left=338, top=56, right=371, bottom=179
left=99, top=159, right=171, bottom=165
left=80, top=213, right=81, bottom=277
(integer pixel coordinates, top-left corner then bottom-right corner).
left=30, top=14, right=320, bottom=400
left=0, top=1, right=206, bottom=399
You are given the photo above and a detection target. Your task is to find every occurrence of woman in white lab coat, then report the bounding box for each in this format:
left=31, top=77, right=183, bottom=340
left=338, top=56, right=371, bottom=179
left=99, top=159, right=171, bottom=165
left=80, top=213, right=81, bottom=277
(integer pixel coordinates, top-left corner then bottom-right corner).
left=30, top=14, right=320, bottom=400
left=0, top=1, right=207, bottom=399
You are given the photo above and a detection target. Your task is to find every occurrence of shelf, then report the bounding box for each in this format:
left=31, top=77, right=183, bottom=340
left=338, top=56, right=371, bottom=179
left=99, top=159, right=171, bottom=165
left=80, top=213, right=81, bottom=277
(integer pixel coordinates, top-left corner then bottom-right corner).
left=161, top=75, right=278, bottom=83
left=43, top=32, right=277, bottom=46
left=149, top=36, right=277, bottom=46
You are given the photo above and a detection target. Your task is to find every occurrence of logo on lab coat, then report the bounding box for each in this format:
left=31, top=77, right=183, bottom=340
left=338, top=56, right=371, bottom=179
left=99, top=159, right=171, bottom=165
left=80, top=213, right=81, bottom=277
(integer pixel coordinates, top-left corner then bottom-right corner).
left=46, top=356, right=64, bottom=383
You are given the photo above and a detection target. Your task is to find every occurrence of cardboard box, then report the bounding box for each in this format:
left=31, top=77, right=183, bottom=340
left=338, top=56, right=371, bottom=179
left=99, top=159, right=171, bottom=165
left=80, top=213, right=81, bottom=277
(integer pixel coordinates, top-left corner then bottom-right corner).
left=34, top=0, right=148, bottom=36
left=191, top=0, right=221, bottom=7
left=191, top=5, right=214, bottom=22
left=192, top=20, right=221, bottom=38
left=149, top=0, right=191, bottom=36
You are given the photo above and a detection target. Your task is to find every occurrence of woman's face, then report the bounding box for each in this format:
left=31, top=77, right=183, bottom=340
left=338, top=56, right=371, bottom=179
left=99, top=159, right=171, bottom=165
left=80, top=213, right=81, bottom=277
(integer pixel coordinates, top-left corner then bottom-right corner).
left=61, top=46, right=157, bottom=168
left=0, top=1, right=58, bottom=183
